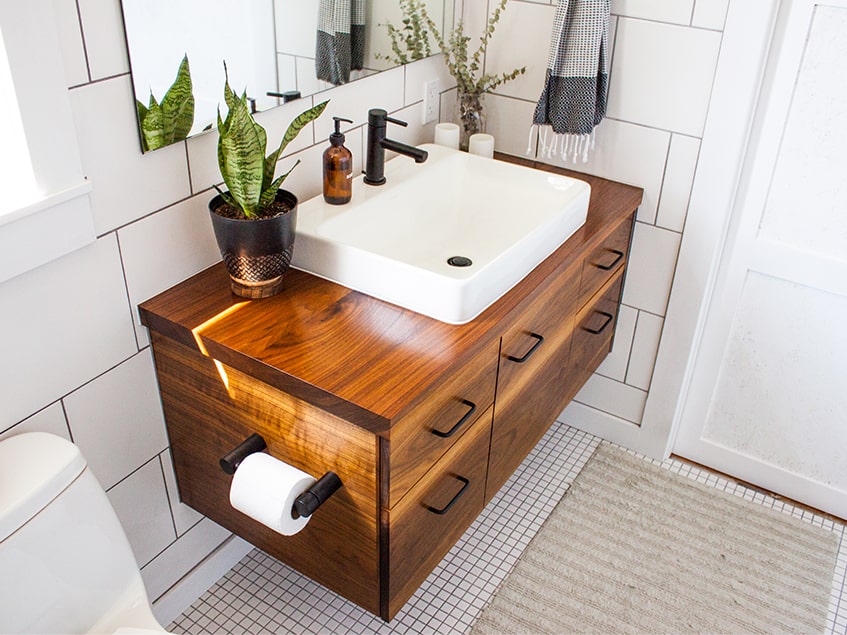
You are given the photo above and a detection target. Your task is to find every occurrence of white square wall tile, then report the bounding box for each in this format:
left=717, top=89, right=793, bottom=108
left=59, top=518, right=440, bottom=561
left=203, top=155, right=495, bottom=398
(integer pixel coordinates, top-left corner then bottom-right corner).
left=573, top=373, right=647, bottom=424
left=484, top=1, right=555, bottom=102
left=692, top=0, right=730, bottom=30
left=607, top=19, right=721, bottom=137
left=545, top=118, right=669, bottom=224
left=621, top=222, right=681, bottom=316
left=611, top=0, right=694, bottom=24
left=52, top=0, right=88, bottom=86
left=161, top=449, right=204, bottom=537
left=64, top=350, right=169, bottom=490
left=403, top=55, right=456, bottom=106
left=108, top=458, right=176, bottom=568
left=69, top=76, right=192, bottom=234
left=76, top=0, right=130, bottom=80
left=313, top=66, right=406, bottom=141
left=625, top=311, right=664, bottom=391
left=119, top=193, right=221, bottom=329
left=486, top=95, right=538, bottom=157
left=656, top=134, right=700, bottom=232
left=596, top=304, right=638, bottom=382
left=0, top=403, right=70, bottom=441
left=0, top=236, right=137, bottom=430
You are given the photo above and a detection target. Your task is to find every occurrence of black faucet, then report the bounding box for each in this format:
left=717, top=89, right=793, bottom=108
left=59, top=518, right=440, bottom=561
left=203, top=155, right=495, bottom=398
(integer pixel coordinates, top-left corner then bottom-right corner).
left=363, top=108, right=428, bottom=185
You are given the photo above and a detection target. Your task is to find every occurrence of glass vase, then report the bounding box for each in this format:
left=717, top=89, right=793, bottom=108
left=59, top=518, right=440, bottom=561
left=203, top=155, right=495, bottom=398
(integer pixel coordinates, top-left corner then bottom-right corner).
left=453, top=91, right=486, bottom=151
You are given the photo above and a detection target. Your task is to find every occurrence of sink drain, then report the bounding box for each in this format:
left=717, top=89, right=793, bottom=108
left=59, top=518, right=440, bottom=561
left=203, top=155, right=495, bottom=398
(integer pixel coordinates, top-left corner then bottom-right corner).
left=447, top=256, right=473, bottom=267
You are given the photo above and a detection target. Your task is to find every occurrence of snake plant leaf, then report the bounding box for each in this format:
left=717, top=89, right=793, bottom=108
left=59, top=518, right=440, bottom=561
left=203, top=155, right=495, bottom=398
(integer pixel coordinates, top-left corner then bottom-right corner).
left=259, top=159, right=301, bottom=210
left=262, top=100, right=329, bottom=195
left=217, top=89, right=267, bottom=219
left=136, top=100, right=150, bottom=151
left=140, top=98, right=166, bottom=153
left=160, top=54, right=194, bottom=145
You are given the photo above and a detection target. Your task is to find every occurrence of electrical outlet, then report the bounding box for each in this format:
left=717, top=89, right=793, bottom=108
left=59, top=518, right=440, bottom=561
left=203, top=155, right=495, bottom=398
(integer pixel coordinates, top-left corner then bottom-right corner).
left=422, top=79, right=440, bottom=125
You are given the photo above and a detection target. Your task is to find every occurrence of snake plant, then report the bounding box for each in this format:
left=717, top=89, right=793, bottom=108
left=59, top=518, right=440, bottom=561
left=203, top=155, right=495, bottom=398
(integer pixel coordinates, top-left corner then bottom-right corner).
left=136, top=54, right=194, bottom=152
left=215, top=66, right=328, bottom=219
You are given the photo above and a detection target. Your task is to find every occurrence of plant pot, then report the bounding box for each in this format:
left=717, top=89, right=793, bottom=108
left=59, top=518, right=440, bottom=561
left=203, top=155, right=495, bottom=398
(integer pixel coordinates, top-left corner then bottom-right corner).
left=209, top=189, right=298, bottom=299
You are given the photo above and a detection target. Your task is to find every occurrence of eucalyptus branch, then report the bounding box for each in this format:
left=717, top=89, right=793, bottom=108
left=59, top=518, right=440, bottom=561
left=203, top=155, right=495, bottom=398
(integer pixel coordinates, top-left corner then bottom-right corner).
left=420, top=0, right=525, bottom=97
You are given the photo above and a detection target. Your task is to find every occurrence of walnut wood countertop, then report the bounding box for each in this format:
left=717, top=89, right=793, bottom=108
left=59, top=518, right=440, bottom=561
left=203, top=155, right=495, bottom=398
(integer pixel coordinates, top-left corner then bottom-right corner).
left=139, top=154, right=643, bottom=436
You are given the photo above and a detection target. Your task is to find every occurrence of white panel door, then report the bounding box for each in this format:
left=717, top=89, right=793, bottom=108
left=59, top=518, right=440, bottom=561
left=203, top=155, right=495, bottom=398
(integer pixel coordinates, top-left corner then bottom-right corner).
left=672, top=0, right=847, bottom=519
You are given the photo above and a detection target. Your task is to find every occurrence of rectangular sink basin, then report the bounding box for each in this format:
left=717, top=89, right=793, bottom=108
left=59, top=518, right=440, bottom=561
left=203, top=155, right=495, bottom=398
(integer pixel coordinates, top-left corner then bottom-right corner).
left=292, top=143, right=590, bottom=324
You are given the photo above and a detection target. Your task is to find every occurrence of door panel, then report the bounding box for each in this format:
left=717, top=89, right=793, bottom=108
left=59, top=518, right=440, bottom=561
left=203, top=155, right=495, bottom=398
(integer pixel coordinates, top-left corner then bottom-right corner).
left=673, top=0, right=847, bottom=519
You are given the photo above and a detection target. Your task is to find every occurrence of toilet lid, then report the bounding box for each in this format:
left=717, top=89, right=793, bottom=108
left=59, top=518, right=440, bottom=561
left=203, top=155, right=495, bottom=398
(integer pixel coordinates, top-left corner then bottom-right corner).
left=0, top=432, right=87, bottom=542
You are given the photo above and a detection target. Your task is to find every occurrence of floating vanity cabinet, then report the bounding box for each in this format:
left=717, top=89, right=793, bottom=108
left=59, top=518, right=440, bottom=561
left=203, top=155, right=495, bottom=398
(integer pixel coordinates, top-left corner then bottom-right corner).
left=139, top=155, right=642, bottom=621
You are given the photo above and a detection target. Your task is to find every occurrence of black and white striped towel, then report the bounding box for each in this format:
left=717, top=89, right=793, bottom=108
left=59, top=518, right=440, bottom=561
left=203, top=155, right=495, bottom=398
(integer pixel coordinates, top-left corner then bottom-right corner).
left=531, top=0, right=610, bottom=162
left=316, top=0, right=366, bottom=86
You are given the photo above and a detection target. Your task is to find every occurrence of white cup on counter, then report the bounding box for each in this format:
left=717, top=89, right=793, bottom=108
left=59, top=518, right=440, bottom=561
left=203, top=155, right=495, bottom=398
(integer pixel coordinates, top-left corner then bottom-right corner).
left=434, top=122, right=460, bottom=149
left=468, top=133, right=495, bottom=158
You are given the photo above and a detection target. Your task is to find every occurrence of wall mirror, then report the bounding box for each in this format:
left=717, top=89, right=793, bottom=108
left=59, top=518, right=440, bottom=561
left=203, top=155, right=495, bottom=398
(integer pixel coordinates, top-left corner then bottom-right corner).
left=120, top=0, right=453, bottom=152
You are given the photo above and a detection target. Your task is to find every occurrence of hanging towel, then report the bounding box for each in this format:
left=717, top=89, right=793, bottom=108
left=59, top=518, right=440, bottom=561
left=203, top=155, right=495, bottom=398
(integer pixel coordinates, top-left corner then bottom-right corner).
left=316, top=0, right=366, bottom=86
left=531, top=0, right=610, bottom=163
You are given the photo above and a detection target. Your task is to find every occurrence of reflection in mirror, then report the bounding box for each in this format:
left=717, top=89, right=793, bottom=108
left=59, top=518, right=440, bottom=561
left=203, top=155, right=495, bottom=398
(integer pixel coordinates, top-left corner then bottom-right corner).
left=121, top=0, right=452, bottom=152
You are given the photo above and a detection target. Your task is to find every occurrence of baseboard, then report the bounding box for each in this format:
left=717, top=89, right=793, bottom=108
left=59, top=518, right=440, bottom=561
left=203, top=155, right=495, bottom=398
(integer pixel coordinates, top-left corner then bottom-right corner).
left=151, top=535, right=254, bottom=626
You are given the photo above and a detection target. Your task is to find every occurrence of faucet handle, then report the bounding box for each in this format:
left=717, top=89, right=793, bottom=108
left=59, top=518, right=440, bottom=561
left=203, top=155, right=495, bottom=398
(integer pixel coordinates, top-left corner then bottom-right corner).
left=385, top=115, right=408, bottom=128
left=367, top=108, right=408, bottom=128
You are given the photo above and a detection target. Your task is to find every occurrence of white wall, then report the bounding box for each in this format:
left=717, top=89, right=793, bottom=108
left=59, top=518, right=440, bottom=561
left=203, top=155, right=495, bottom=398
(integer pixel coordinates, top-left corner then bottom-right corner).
left=1, top=0, right=732, bottom=619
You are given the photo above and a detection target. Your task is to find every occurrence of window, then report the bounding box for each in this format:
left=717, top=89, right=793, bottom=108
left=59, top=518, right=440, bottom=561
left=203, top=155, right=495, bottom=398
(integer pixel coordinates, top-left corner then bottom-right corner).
left=0, top=0, right=95, bottom=284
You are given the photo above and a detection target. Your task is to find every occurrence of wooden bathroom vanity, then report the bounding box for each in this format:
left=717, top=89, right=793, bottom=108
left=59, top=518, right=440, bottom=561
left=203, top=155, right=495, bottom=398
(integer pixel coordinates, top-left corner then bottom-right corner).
left=139, top=155, right=642, bottom=621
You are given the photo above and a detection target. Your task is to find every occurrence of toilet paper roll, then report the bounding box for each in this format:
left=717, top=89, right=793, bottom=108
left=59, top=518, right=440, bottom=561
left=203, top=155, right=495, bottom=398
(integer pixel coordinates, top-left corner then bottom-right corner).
left=229, top=452, right=317, bottom=536
left=434, top=122, right=460, bottom=149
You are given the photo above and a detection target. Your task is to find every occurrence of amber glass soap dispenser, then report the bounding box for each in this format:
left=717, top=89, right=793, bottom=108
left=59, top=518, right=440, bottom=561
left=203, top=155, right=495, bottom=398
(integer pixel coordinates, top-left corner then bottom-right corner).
left=323, top=116, right=353, bottom=205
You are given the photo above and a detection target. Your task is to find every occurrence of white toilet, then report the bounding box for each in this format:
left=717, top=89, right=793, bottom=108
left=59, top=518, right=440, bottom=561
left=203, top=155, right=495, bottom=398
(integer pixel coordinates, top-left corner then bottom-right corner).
left=0, top=432, right=169, bottom=634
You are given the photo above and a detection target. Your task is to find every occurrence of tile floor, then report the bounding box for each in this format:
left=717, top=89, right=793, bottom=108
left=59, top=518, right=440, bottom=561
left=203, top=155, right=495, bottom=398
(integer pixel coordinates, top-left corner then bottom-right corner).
left=170, top=423, right=847, bottom=634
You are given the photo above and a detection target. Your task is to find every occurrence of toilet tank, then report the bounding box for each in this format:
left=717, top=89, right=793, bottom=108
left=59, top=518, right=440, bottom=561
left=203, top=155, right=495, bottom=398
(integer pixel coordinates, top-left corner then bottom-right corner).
left=0, top=432, right=159, bottom=634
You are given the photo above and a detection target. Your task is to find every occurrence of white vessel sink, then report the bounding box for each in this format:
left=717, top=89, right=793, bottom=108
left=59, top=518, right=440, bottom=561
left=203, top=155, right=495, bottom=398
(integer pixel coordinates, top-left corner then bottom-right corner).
left=292, top=143, right=590, bottom=324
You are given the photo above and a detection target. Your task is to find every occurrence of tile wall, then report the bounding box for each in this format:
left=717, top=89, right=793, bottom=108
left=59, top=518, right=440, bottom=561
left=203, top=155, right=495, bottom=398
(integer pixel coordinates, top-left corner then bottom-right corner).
left=0, top=0, right=729, bottom=617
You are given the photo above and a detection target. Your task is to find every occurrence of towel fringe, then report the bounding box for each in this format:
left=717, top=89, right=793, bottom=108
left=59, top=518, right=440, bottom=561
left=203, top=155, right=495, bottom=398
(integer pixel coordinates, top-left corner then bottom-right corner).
left=527, top=125, right=595, bottom=164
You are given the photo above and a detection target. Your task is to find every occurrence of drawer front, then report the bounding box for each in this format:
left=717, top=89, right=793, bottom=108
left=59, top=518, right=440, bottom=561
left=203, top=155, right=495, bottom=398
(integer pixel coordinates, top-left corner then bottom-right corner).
left=384, top=406, right=492, bottom=620
left=498, top=262, right=581, bottom=401
left=579, top=213, right=633, bottom=306
left=571, top=269, right=624, bottom=387
left=386, top=338, right=498, bottom=508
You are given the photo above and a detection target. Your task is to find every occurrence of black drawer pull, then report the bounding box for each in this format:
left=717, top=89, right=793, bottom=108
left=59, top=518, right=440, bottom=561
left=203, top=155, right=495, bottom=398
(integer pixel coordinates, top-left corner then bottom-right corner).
left=506, top=332, right=545, bottom=363
left=593, top=249, right=625, bottom=271
left=426, top=475, right=470, bottom=515
left=583, top=311, right=614, bottom=335
left=431, top=399, right=477, bottom=438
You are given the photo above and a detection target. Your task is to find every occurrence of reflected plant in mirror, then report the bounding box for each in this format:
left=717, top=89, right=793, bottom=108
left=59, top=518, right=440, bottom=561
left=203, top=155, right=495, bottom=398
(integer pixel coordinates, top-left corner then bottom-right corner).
left=376, top=0, right=433, bottom=65
left=120, top=0, right=453, bottom=153
left=135, top=54, right=194, bottom=152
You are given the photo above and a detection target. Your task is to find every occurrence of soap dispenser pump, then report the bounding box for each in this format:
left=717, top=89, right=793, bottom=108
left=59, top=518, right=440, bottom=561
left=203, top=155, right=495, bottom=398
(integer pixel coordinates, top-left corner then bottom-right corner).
left=323, top=116, right=354, bottom=205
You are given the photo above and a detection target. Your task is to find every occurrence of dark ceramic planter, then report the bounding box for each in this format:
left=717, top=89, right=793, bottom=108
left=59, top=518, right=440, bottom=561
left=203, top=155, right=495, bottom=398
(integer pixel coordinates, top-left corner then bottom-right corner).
left=209, top=189, right=298, bottom=299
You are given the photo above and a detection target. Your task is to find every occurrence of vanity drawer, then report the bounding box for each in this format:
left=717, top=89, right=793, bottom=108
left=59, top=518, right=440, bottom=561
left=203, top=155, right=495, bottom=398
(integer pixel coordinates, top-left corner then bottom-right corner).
left=579, top=213, right=633, bottom=306
left=384, top=405, right=492, bottom=619
left=571, top=269, right=624, bottom=387
left=385, top=338, right=498, bottom=508
left=498, top=261, right=580, bottom=400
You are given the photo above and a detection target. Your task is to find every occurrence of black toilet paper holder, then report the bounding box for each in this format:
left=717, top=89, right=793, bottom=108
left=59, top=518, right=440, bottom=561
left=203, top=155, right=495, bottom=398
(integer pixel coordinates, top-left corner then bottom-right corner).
left=219, top=433, right=342, bottom=519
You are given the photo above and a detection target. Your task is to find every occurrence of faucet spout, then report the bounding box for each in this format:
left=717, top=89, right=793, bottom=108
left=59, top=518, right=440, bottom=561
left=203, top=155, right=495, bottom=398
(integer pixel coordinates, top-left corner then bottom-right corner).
left=380, top=138, right=429, bottom=163
left=364, top=108, right=428, bottom=185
